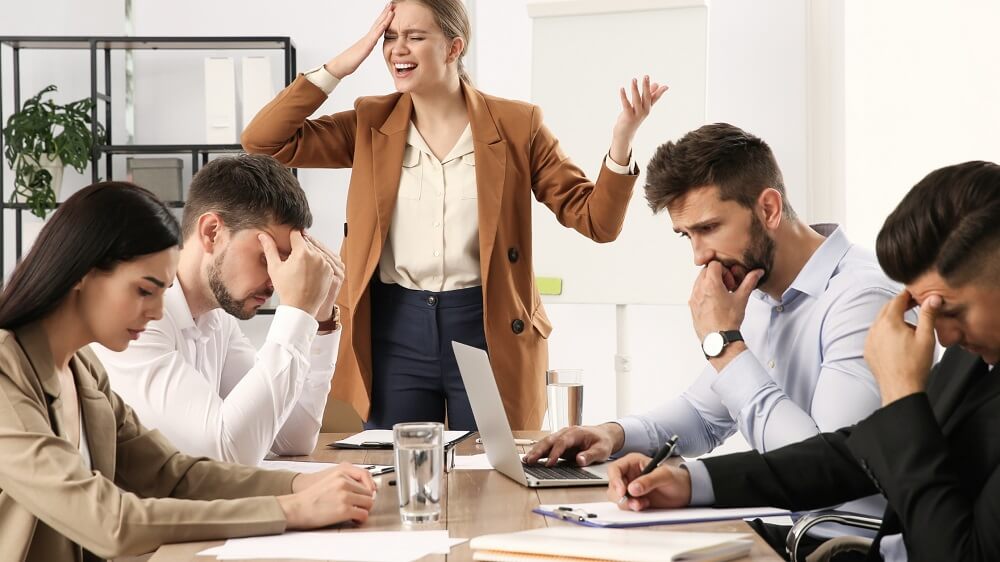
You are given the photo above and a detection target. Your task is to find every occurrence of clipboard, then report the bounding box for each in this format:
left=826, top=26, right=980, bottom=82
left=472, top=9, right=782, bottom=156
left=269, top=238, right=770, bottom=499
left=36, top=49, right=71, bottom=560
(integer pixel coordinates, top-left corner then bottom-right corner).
left=328, top=429, right=474, bottom=450
left=533, top=502, right=792, bottom=528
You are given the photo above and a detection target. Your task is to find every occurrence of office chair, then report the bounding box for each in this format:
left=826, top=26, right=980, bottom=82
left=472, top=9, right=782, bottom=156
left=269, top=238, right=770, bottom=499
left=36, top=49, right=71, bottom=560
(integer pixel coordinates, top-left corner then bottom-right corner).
left=786, top=510, right=883, bottom=562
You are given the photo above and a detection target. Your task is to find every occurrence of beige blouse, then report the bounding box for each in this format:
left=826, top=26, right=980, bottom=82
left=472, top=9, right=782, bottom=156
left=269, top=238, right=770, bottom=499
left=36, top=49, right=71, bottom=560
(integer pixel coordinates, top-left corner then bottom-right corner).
left=305, top=66, right=632, bottom=292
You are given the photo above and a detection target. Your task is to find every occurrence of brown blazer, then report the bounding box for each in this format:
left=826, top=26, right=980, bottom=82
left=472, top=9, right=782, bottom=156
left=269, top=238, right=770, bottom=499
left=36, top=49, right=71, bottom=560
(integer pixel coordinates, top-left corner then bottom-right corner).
left=242, top=76, right=636, bottom=429
left=0, top=323, right=293, bottom=562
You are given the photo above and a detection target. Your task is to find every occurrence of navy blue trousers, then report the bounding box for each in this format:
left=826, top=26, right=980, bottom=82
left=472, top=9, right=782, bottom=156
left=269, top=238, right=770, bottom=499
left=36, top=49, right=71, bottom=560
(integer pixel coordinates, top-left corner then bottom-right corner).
left=365, top=280, right=486, bottom=431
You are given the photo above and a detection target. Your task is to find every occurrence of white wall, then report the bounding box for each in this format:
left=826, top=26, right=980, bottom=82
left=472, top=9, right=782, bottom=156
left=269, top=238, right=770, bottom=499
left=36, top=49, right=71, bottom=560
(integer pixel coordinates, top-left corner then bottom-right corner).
left=839, top=0, right=1000, bottom=249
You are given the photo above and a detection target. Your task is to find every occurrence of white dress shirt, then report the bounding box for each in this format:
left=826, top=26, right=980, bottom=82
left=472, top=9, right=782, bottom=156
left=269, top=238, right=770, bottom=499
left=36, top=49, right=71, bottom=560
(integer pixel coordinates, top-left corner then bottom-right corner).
left=304, top=66, right=633, bottom=292
left=94, top=282, right=339, bottom=465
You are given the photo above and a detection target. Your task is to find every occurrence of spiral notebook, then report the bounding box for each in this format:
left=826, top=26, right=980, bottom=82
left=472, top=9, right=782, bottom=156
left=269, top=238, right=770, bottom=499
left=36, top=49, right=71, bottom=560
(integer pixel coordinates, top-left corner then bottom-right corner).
left=534, top=502, right=791, bottom=528
left=470, top=527, right=753, bottom=562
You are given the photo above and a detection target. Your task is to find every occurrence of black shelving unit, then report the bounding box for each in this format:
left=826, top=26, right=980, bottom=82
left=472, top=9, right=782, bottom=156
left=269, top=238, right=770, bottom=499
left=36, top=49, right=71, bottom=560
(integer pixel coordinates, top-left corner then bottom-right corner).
left=0, top=36, right=297, bottom=278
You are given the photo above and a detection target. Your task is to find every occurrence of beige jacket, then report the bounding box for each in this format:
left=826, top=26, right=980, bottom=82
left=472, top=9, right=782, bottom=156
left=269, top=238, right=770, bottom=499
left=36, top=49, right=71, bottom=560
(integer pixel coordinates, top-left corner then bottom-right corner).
left=0, top=322, right=294, bottom=562
left=242, top=77, right=636, bottom=429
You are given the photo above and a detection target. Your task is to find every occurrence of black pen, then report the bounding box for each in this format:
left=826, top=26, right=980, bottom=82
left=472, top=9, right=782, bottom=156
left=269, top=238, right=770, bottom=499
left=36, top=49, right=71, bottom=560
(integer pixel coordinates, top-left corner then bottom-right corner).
left=618, top=434, right=680, bottom=504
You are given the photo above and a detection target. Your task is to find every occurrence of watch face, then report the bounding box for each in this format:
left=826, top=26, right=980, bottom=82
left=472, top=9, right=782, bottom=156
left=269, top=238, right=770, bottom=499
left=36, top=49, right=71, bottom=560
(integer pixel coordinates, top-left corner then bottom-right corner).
left=702, top=332, right=725, bottom=357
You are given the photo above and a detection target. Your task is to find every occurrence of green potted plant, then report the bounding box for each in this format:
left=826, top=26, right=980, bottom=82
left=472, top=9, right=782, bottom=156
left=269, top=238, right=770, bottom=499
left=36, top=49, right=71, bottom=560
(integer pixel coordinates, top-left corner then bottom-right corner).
left=2, top=84, right=105, bottom=218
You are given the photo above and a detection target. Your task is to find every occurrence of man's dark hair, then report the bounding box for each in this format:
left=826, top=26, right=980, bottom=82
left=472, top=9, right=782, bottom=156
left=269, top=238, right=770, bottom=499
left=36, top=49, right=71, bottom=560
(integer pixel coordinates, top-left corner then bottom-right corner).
left=644, top=123, right=794, bottom=218
left=181, top=154, right=312, bottom=238
left=876, top=160, right=1000, bottom=286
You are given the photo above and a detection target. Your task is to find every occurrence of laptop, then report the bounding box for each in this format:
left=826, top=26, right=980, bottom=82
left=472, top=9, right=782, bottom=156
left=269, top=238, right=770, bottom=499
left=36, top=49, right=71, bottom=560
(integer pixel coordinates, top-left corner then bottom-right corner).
left=452, top=341, right=609, bottom=488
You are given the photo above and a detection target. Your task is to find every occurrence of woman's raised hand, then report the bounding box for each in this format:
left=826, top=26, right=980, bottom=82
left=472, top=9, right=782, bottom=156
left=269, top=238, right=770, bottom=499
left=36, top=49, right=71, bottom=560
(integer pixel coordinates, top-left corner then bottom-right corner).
left=609, top=76, right=669, bottom=165
left=324, top=3, right=396, bottom=79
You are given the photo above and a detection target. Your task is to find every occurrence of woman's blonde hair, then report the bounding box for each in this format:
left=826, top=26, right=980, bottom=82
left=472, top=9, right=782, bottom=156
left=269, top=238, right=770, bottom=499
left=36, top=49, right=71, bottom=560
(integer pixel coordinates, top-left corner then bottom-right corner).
left=392, top=0, right=472, bottom=83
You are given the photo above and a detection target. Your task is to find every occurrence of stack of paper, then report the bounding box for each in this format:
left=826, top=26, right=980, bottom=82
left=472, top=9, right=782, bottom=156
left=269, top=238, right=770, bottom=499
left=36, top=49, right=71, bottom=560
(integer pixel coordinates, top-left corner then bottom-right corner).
left=259, top=460, right=395, bottom=476
left=198, top=530, right=466, bottom=561
left=470, top=527, right=752, bottom=562
left=535, top=502, right=791, bottom=528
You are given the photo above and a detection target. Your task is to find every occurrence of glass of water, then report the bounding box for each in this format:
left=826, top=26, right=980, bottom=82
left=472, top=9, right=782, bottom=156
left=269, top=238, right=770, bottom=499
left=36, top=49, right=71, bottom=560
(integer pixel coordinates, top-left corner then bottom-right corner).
left=393, top=422, right=443, bottom=524
left=546, top=369, right=584, bottom=432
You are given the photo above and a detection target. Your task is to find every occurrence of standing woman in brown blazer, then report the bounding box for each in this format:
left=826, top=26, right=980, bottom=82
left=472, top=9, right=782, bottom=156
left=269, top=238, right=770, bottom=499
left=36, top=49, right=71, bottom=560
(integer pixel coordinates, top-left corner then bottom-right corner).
left=242, top=0, right=667, bottom=430
left=0, top=182, right=377, bottom=561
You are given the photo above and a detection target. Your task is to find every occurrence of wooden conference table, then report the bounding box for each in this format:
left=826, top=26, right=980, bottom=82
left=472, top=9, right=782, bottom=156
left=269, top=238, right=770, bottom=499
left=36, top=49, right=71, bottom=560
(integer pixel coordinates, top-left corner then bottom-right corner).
left=151, top=432, right=783, bottom=562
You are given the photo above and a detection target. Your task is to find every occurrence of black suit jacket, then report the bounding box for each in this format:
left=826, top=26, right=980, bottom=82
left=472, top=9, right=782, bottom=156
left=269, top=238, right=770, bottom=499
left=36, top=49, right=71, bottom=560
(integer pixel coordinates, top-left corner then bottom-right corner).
left=702, top=347, right=1000, bottom=561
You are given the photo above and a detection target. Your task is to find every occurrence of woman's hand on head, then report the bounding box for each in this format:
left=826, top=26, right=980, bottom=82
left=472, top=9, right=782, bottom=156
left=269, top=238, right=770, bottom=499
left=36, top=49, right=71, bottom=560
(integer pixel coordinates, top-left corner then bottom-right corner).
left=324, top=3, right=396, bottom=79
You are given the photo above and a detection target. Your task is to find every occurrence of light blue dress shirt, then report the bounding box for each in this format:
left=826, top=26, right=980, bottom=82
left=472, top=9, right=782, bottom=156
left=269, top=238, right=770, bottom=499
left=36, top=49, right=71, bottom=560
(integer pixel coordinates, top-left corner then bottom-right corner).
left=617, top=224, right=900, bottom=525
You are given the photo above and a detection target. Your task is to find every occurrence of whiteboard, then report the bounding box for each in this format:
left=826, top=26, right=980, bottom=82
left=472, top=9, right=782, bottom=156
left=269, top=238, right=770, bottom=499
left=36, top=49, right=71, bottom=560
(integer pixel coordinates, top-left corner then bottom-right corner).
left=529, top=0, right=707, bottom=305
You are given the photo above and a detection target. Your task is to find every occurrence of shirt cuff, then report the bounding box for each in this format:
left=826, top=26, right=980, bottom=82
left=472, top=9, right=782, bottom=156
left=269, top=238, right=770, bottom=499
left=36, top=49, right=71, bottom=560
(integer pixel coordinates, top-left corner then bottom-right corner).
left=709, top=350, right=773, bottom=415
left=681, top=460, right=716, bottom=506
left=303, top=65, right=340, bottom=95
left=615, top=415, right=658, bottom=457
left=307, top=330, right=340, bottom=381
left=266, top=305, right=319, bottom=355
left=604, top=152, right=638, bottom=175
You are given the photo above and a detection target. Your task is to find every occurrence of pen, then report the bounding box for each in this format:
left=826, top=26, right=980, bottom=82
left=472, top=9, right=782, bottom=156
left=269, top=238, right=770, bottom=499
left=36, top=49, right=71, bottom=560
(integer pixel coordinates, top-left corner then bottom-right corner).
left=618, top=434, right=679, bottom=504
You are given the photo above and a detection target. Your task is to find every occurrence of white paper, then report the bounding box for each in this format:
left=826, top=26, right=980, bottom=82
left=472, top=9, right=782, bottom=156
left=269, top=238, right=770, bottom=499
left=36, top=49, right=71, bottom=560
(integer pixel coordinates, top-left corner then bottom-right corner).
left=259, top=460, right=393, bottom=476
left=198, top=530, right=465, bottom=561
left=470, top=527, right=751, bottom=562
left=333, top=429, right=471, bottom=448
left=538, top=502, right=790, bottom=526
left=454, top=453, right=527, bottom=470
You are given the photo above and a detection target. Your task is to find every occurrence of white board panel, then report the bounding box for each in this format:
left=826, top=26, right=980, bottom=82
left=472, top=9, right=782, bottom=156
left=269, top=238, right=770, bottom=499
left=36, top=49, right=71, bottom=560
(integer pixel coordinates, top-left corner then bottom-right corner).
left=529, top=1, right=707, bottom=304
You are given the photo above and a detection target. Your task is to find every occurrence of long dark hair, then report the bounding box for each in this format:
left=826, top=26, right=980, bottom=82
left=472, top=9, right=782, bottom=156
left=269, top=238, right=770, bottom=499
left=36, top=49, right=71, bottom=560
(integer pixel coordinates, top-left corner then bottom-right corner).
left=0, top=181, right=181, bottom=330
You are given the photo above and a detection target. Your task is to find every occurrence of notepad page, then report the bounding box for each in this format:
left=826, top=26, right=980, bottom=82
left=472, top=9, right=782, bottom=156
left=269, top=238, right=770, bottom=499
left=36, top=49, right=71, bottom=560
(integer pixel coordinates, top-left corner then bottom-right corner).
left=470, top=527, right=752, bottom=562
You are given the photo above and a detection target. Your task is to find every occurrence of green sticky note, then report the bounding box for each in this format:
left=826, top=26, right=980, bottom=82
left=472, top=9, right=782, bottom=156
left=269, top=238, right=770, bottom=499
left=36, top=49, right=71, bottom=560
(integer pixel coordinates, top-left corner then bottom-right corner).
left=536, top=277, right=563, bottom=295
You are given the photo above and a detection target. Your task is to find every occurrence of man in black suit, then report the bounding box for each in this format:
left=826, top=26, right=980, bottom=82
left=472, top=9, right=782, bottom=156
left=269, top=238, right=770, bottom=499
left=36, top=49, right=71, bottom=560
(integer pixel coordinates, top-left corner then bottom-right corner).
left=606, top=161, right=1000, bottom=562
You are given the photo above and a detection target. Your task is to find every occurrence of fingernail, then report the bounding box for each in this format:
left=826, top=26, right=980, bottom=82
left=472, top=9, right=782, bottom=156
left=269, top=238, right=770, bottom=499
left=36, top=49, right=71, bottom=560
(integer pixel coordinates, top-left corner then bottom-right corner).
left=630, top=484, right=642, bottom=495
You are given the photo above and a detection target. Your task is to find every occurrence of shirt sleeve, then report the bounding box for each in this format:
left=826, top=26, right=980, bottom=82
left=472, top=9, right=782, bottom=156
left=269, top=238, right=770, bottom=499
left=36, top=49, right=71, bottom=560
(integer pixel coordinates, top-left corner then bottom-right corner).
left=710, top=289, right=888, bottom=453
left=303, top=65, right=340, bottom=95
left=681, top=460, right=717, bottom=506
left=0, top=352, right=288, bottom=559
left=270, top=329, right=339, bottom=456
left=96, top=305, right=321, bottom=465
left=616, top=364, right=739, bottom=458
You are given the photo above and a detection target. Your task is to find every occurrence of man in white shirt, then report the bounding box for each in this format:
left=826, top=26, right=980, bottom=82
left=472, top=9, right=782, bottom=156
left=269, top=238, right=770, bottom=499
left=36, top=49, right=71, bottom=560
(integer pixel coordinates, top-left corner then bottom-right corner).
left=96, top=154, right=343, bottom=465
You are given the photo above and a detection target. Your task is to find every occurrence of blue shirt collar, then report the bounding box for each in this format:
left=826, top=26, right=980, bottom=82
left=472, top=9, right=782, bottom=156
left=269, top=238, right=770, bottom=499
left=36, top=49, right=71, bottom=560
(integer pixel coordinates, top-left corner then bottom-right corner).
left=755, top=223, right=853, bottom=303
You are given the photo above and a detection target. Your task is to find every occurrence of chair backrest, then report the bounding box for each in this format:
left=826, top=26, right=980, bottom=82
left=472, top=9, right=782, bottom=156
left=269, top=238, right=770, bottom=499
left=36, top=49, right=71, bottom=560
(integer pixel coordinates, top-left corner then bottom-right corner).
left=321, top=397, right=363, bottom=433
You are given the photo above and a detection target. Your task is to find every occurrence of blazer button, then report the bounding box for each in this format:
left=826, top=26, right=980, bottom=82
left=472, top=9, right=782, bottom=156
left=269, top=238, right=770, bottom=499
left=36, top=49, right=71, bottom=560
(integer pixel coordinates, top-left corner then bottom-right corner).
left=508, top=247, right=519, bottom=263
left=511, top=319, right=525, bottom=334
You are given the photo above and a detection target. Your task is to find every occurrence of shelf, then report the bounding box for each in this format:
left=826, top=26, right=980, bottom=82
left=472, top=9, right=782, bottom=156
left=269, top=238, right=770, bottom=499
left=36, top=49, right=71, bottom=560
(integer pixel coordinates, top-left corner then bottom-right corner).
left=0, top=36, right=294, bottom=51
left=3, top=200, right=186, bottom=210
left=1, top=35, right=296, bottom=266
left=97, top=144, right=244, bottom=155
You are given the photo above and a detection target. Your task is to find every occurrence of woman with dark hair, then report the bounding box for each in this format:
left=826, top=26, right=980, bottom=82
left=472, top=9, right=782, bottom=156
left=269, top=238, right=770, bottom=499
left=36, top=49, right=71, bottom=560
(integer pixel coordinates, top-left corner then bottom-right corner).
left=0, top=182, right=376, bottom=562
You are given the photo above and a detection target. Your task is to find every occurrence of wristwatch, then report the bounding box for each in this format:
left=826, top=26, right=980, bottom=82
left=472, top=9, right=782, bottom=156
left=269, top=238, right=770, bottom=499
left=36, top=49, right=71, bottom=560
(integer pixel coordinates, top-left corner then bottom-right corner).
left=701, top=330, right=744, bottom=358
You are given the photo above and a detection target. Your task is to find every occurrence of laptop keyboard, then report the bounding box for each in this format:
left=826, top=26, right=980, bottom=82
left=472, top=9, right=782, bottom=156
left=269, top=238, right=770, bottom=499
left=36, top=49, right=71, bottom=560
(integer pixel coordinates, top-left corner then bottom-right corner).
left=524, top=463, right=602, bottom=480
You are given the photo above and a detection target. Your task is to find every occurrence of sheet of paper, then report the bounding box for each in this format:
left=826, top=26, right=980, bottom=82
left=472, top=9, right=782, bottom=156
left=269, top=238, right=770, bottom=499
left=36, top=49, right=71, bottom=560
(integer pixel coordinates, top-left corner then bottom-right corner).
left=470, top=527, right=751, bottom=562
left=258, top=460, right=394, bottom=476
left=197, top=530, right=466, bottom=561
left=333, top=429, right=471, bottom=447
left=454, top=453, right=526, bottom=470
left=538, top=502, right=791, bottom=526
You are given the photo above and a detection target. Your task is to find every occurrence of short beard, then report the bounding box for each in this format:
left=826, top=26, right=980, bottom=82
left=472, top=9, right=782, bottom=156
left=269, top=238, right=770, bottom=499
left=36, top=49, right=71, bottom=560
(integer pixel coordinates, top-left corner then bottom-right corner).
left=208, top=250, right=257, bottom=320
left=742, top=214, right=776, bottom=287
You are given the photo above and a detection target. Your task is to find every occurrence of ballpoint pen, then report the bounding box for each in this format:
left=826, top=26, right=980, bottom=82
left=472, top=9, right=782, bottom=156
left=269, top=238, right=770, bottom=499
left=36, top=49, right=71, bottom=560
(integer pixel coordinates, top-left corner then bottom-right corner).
left=618, top=434, right=680, bottom=504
